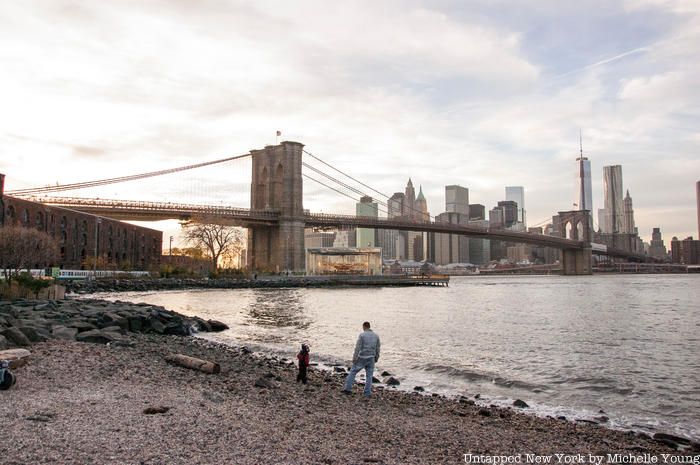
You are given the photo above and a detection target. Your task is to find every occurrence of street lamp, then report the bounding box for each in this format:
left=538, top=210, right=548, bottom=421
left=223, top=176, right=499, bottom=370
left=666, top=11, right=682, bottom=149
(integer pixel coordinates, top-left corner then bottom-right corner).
left=169, top=236, right=173, bottom=256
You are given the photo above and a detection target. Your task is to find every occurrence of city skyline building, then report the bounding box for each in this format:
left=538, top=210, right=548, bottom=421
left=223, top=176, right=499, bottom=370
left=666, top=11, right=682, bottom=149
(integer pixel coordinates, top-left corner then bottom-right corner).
left=355, top=195, right=378, bottom=247
left=623, top=190, right=635, bottom=234
left=469, top=204, right=485, bottom=221
left=505, top=186, right=526, bottom=226
left=648, top=227, right=667, bottom=260
left=603, top=165, right=624, bottom=234
left=445, top=185, right=469, bottom=216
left=575, top=139, right=593, bottom=213
left=404, top=178, right=416, bottom=219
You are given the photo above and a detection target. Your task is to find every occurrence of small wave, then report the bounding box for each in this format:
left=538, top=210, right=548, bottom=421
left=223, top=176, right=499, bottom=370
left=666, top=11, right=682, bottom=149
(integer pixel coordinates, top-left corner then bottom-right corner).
left=418, top=364, right=550, bottom=392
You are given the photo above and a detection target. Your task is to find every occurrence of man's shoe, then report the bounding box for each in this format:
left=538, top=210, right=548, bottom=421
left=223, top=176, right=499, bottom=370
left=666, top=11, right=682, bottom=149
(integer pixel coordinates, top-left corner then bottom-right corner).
left=341, top=390, right=352, bottom=395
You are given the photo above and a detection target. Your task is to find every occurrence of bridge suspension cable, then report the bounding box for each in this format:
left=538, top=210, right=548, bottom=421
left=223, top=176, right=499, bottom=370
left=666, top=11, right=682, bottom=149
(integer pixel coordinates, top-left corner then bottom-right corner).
left=302, top=149, right=436, bottom=221
left=7, top=153, right=251, bottom=196
left=302, top=173, right=390, bottom=217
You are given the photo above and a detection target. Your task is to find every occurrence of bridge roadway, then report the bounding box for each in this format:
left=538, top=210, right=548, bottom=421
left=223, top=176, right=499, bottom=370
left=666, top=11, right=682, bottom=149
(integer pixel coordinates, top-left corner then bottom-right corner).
left=33, top=196, right=592, bottom=251
left=26, top=196, right=648, bottom=260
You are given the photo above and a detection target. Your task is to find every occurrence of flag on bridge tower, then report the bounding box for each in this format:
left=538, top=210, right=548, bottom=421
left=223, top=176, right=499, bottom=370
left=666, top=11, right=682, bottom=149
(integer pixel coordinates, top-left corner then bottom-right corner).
left=276, top=130, right=281, bottom=136
left=275, top=130, right=281, bottom=144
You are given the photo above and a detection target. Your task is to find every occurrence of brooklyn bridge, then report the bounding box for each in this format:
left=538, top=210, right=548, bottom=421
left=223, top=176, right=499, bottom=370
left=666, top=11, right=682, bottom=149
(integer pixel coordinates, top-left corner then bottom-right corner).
left=3, top=141, right=648, bottom=275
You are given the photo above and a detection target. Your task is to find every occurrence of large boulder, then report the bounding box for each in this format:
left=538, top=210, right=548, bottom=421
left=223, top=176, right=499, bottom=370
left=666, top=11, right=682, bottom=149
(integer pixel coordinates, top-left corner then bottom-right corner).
left=18, top=326, right=48, bottom=343
left=384, top=376, right=400, bottom=386
left=99, top=312, right=128, bottom=331
left=75, top=329, right=114, bottom=345
left=67, top=321, right=97, bottom=333
left=51, top=326, right=78, bottom=341
left=207, top=320, right=229, bottom=332
left=1, top=327, right=32, bottom=347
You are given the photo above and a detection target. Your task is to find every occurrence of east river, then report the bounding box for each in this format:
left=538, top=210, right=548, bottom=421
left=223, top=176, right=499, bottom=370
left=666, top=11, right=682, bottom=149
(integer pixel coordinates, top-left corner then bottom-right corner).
left=94, top=274, right=700, bottom=441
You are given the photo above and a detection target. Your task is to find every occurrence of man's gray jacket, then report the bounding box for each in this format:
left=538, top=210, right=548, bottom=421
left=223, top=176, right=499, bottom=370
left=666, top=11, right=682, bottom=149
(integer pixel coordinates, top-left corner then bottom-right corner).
left=353, top=329, right=381, bottom=362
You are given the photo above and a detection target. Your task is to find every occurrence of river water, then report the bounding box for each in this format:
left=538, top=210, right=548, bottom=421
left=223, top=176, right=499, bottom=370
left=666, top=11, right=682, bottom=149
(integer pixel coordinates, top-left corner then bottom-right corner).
left=93, top=274, right=700, bottom=441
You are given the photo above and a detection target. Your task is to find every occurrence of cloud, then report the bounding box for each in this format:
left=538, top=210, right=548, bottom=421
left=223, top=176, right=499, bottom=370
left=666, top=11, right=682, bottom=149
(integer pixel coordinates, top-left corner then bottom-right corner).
left=0, top=0, right=698, bottom=242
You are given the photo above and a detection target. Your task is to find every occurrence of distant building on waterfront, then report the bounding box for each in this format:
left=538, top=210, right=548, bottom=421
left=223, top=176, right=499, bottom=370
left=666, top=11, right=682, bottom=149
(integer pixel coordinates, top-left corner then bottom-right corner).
left=671, top=236, right=700, bottom=265
left=602, top=165, right=624, bottom=234
left=333, top=229, right=356, bottom=248
left=468, top=219, right=490, bottom=264
left=306, top=247, right=382, bottom=275
left=0, top=175, right=162, bottom=270
left=505, top=186, right=525, bottom=226
left=648, top=228, right=668, bottom=260
left=305, top=230, right=336, bottom=248
left=356, top=196, right=378, bottom=247
left=428, top=185, right=470, bottom=265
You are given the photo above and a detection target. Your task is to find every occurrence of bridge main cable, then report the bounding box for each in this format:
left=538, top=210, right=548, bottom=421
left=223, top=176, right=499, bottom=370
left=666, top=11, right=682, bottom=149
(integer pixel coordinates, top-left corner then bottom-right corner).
left=7, top=153, right=252, bottom=195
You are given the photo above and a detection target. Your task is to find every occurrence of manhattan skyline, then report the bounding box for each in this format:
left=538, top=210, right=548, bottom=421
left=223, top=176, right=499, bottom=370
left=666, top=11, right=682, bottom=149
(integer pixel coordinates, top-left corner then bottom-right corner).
left=0, top=1, right=698, bottom=242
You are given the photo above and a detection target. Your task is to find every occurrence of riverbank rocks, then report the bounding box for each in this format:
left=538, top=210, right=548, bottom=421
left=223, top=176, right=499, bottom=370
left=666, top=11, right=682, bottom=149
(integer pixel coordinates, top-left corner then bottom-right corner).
left=0, top=298, right=228, bottom=349
left=513, top=399, right=529, bottom=408
left=385, top=376, right=400, bottom=386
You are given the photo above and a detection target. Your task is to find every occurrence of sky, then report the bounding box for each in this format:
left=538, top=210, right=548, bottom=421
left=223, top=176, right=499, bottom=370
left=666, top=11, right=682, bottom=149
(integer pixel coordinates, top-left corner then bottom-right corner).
left=1, top=0, right=699, bottom=246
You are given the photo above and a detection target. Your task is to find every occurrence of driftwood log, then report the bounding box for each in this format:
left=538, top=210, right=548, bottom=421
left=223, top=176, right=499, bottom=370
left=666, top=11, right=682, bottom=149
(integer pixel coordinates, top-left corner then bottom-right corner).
left=165, top=353, right=220, bottom=374
left=0, top=349, right=32, bottom=369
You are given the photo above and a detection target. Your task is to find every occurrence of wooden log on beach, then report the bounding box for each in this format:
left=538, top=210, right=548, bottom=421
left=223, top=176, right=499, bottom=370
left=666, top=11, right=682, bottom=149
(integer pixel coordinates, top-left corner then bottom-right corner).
left=165, top=353, right=220, bottom=374
left=0, top=349, right=32, bottom=369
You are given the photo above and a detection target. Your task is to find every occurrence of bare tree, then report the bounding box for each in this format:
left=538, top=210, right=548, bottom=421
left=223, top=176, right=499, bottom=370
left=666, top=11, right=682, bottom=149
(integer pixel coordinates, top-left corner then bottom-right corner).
left=0, top=225, right=60, bottom=281
left=180, top=221, right=245, bottom=270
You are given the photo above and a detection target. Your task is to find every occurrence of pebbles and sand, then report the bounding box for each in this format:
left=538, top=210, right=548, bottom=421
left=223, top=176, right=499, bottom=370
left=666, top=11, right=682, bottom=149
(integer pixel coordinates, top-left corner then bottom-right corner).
left=1, top=298, right=698, bottom=464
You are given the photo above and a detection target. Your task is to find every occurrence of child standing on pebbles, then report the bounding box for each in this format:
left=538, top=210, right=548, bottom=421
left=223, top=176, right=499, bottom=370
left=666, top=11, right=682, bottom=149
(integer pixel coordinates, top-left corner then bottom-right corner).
left=296, top=343, right=310, bottom=384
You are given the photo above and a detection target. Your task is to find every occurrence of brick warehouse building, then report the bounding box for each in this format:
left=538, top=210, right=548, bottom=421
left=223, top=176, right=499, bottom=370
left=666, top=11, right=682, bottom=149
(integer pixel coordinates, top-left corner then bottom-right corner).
left=1, top=174, right=162, bottom=270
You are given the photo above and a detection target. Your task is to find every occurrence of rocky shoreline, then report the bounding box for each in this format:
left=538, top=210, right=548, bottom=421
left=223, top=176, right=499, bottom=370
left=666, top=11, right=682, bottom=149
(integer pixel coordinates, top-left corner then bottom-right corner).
left=2, top=298, right=699, bottom=464
left=64, top=275, right=447, bottom=294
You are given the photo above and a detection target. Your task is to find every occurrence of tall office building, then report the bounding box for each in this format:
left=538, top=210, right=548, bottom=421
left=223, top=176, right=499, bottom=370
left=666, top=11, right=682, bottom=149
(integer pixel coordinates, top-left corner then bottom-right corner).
left=404, top=178, right=416, bottom=219
left=505, top=186, right=525, bottom=226
left=446, top=185, right=469, bottom=215
left=415, top=186, right=430, bottom=221
left=388, top=193, right=404, bottom=218
left=603, top=165, right=624, bottom=234
left=622, top=190, right=635, bottom=234
left=575, top=148, right=592, bottom=213
left=469, top=204, right=485, bottom=221
left=597, top=208, right=607, bottom=233
left=648, top=228, right=667, bottom=260
left=497, top=200, right=518, bottom=228
left=430, top=212, right=469, bottom=265
left=356, top=196, right=378, bottom=247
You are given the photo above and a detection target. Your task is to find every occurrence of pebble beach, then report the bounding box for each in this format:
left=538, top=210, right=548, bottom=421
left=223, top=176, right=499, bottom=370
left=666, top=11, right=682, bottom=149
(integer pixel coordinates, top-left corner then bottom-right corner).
left=2, top=298, right=698, bottom=465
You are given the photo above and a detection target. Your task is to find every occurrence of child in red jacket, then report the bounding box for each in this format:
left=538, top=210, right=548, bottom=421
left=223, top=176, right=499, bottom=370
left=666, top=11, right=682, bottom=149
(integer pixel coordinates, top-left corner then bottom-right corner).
left=296, top=343, right=310, bottom=384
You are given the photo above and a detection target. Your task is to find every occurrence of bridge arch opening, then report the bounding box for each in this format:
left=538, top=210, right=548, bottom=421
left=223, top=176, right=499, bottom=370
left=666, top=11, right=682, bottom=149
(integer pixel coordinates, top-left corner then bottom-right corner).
left=257, top=166, right=268, bottom=208
left=576, top=221, right=583, bottom=241
left=565, top=221, right=573, bottom=240
left=272, top=163, right=283, bottom=208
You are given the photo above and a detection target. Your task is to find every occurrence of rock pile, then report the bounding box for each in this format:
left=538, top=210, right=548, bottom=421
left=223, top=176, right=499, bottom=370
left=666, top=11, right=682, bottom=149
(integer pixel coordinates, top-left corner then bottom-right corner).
left=0, top=299, right=228, bottom=349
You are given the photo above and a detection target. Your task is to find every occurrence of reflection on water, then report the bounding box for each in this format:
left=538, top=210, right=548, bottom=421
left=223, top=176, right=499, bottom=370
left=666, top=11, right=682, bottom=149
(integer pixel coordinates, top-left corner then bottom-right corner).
left=92, top=274, right=700, bottom=441
left=244, top=289, right=310, bottom=330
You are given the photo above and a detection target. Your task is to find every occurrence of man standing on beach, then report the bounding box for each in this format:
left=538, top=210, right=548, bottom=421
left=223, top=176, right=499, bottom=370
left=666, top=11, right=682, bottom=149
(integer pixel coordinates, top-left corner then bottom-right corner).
left=343, top=321, right=381, bottom=397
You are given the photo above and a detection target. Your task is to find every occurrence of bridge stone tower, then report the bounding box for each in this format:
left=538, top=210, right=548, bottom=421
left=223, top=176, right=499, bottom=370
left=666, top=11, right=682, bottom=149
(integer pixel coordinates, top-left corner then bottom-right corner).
left=247, top=142, right=306, bottom=272
left=554, top=210, right=592, bottom=275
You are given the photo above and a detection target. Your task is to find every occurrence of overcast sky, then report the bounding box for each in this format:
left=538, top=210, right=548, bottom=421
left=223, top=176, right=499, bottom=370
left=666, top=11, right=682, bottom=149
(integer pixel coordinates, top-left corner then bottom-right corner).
left=1, top=0, right=699, bottom=245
